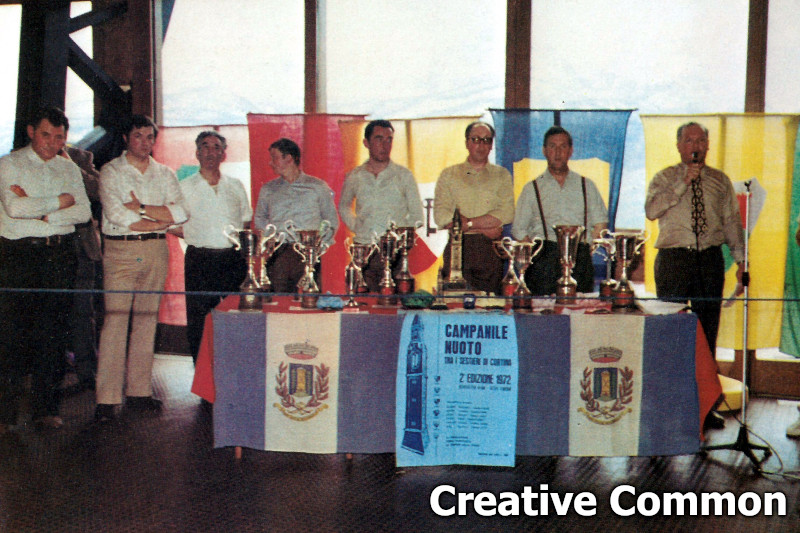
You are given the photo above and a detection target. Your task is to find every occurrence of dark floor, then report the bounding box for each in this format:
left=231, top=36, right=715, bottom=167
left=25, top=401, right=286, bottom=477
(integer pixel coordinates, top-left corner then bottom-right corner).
left=1, top=356, right=799, bottom=533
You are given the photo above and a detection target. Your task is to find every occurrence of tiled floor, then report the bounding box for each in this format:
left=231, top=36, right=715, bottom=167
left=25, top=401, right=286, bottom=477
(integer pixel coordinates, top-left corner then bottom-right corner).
left=0, top=356, right=798, bottom=532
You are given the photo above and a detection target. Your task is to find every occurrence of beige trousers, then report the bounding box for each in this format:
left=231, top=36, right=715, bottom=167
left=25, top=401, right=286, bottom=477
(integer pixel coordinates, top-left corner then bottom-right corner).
left=95, top=239, right=169, bottom=405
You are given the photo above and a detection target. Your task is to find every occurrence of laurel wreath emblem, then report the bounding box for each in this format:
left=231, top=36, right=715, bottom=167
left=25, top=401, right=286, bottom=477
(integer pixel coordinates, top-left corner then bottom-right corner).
left=578, top=365, right=633, bottom=424
left=274, top=361, right=330, bottom=420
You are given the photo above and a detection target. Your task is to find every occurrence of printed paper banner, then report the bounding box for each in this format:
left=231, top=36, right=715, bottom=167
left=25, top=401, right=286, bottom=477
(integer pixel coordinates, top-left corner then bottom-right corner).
left=264, top=313, right=340, bottom=453
left=396, top=313, right=518, bottom=467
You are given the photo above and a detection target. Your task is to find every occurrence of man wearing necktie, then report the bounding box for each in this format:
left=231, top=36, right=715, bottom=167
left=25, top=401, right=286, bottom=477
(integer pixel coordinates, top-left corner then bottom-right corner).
left=646, top=122, right=744, bottom=430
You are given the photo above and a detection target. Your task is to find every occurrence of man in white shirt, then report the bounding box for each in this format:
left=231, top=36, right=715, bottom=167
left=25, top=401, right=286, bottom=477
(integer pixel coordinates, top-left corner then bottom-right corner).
left=171, top=131, right=251, bottom=363
left=0, top=106, right=91, bottom=432
left=95, top=115, right=188, bottom=423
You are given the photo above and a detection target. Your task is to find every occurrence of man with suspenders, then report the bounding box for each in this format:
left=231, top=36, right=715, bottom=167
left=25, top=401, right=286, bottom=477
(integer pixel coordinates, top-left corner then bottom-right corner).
left=512, top=126, right=608, bottom=295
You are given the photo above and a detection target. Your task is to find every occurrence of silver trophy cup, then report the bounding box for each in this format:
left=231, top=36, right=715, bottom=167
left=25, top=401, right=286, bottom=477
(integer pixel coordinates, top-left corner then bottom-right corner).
left=591, top=228, right=617, bottom=299
left=495, top=236, right=544, bottom=310
left=344, top=237, right=378, bottom=308
left=554, top=225, right=585, bottom=305
left=224, top=226, right=274, bottom=311
left=609, top=229, right=647, bottom=308
left=286, top=220, right=333, bottom=309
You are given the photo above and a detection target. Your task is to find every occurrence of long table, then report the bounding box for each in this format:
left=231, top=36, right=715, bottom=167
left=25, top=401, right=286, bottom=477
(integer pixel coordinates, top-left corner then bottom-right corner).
left=192, top=296, right=721, bottom=457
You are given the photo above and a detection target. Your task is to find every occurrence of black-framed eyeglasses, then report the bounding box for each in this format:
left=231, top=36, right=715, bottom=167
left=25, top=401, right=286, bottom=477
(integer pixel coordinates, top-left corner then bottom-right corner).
left=469, top=136, right=493, bottom=145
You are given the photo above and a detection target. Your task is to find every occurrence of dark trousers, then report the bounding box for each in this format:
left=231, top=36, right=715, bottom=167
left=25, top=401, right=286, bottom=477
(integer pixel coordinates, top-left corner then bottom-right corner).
left=184, top=246, right=247, bottom=363
left=654, top=246, right=725, bottom=354
left=441, top=233, right=505, bottom=295
left=69, top=240, right=103, bottom=383
left=0, top=236, right=76, bottom=424
left=265, top=245, right=320, bottom=294
left=525, top=241, right=595, bottom=296
left=363, top=251, right=403, bottom=294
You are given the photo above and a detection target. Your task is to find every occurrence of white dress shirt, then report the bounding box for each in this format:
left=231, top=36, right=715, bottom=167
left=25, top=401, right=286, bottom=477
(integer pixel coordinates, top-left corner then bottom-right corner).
left=0, top=145, right=91, bottom=239
left=180, top=172, right=252, bottom=248
left=99, top=151, right=187, bottom=236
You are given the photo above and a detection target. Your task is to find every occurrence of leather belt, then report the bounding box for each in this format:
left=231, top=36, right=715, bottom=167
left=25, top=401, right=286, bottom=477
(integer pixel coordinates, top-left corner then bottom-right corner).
left=2, top=233, right=76, bottom=246
left=104, top=233, right=167, bottom=241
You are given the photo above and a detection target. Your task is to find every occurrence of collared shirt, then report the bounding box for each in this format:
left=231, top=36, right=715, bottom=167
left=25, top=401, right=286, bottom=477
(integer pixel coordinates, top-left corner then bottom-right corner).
left=99, top=152, right=188, bottom=236
left=0, top=144, right=91, bottom=239
left=180, top=172, right=252, bottom=249
left=433, top=160, right=514, bottom=229
left=339, top=160, right=424, bottom=243
left=254, top=172, right=338, bottom=243
left=512, top=170, right=607, bottom=242
left=645, top=163, right=744, bottom=262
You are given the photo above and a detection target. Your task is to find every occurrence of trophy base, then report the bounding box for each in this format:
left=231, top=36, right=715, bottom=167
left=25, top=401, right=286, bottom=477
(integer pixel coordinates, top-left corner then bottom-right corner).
left=555, top=286, right=578, bottom=306
left=300, top=294, right=319, bottom=309
left=395, top=278, right=414, bottom=295
left=599, top=280, right=616, bottom=300
left=611, top=291, right=636, bottom=309
left=377, top=286, right=397, bottom=306
left=238, top=292, right=263, bottom=311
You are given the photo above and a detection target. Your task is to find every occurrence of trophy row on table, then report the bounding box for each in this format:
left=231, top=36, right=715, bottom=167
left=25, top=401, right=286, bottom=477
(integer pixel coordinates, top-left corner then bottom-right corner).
left=222, top=215, right=647, bottom=312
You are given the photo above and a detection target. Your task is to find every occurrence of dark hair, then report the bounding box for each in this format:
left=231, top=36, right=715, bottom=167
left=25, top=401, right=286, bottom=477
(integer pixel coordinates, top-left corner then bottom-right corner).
left=124, top=114, right=158, bottom=138
left=195, top=130, right=227, bottom=150
left=364, top=119, right=394, bottom=141
left=542, top=125, right=572, bottom=147
left=269, top=137, right=301, bottom=166
left=29, top=105, right=69, bottom=131
left=465, top=121, right=495, bottom=139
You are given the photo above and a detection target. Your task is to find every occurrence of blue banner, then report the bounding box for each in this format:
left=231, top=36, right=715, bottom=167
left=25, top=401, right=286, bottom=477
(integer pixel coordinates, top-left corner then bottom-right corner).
left=395, top=313, right=519, bottom=467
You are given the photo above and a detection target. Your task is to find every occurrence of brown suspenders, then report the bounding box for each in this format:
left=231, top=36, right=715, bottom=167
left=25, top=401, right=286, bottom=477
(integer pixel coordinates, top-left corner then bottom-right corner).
left=531, top=176, right=588, bottom=241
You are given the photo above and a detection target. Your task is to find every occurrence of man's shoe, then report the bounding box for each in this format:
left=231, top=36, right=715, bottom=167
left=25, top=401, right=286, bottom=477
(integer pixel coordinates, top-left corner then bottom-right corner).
left=35, top=415, right=64, bottom=430
left=786, top=417, right=800, bottom=439
left=125, top=396, right=163, bottom=411
left=703, top=410, right=726, bottom=431
left=94, top=404, right=117, bottom=424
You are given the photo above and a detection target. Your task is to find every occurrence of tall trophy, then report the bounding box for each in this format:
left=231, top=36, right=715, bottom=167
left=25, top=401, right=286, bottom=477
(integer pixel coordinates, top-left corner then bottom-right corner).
left=394, top=222, right=422, bottom=295
left=224, top=226, right=280, bottom=311
left=344, top=237, right=378, bottom=308
left=438, top=208, right=469, bottom=295
left=256, top=224, right=286, bottom=303
left=591, top=229, right=617, bottom=299
left=376, top=223, right=401, bottom=306
left=609, top=229, right=647, bottom=309
left=495, top=236, right=544, bottom=310
left=554, top=225, right=585, bottom=305
left=286, top=220, right=333, bottom=309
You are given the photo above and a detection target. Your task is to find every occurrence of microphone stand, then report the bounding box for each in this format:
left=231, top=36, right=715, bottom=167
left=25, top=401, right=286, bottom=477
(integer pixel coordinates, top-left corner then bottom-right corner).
left=702, top=180, right=771, bottom=472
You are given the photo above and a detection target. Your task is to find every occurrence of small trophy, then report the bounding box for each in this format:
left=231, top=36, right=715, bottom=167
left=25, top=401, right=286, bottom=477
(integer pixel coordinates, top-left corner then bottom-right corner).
left=609, top=229, right=647, bottom=309
left=440, top=208, right=469, bottom=294
left=495, top=236, right=544, bottom=310
left=394, top=223, right=422, bottom=295
left=223, top=227, right=269, bottom=311
left=344, top=237, right=378, bottom=308
left=554, top=225, right=585, bottom=305
left=591, top=229, right=617, bottom=300
left=286, top=220, right=333, bottom=309
left=376, top=223, right=401, bottom=306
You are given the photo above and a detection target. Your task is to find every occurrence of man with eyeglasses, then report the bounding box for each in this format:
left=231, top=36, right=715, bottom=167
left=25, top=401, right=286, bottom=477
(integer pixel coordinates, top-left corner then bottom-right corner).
left=339, top=120, right=424, bottom=292
left=512, top=125, right=607, bottom=296
left=433, top=121, right=514, bottom=295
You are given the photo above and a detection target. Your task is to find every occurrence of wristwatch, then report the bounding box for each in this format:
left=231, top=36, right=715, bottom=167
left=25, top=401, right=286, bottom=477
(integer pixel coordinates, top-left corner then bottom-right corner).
left=139, top=204, right=147, bottom=217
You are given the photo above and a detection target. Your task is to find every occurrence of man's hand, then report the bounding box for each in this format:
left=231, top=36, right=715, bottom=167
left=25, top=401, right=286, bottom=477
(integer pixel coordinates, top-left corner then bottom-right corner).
left=477, top=226, right=503, bottom=240
left=683, top=163, right=703, bottom=185
left=58, top=193, right=75, bottom=209
left=10, top=185, right=27, bottom=197
left=123, top=190, right=142, bottom=212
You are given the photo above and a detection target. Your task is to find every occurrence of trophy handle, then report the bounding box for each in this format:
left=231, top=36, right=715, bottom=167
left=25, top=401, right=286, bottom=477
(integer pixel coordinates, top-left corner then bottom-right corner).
left=223, top=224, right=241, bottom=250
left=344, top=236, right=353, bottom=252
left=530, top=236, right=544, bottom=258
left=293, top=241, right=307, bottom=262
left=284, top=220, right=298, bottom=243
left=274, top=231, right=287, bottom=250
left=319, top=219, right=334, bottom=243
left=498, top=236, right=514, bottom=258
left=634, top=231, right=649, bottom=254
left=319, top=242, right=330, bottom=257
left=262, top=223, right=277, bottom=241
